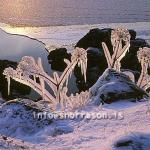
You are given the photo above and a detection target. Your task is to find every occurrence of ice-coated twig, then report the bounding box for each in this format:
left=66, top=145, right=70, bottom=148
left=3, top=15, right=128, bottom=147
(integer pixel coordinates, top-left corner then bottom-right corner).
left=3, top=47, right=89, bottom=110
left=137, top=47, right=150, bottom=91
left=102, top=28, right=131, bottom=72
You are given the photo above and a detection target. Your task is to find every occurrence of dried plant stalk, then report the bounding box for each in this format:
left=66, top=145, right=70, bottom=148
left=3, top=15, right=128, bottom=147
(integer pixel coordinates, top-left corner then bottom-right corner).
left=3, top=48, right=89, bottom=110
left=137, top=47, right=150, bottom=91
left=102, top=28, right=131, bottom=72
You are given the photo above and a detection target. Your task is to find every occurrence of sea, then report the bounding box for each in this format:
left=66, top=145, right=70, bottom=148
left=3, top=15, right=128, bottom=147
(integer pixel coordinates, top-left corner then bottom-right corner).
left=0, top=0, right=150, bottom=26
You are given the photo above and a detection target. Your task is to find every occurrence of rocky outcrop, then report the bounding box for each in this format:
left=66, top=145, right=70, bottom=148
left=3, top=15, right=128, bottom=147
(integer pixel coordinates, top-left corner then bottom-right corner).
left=75, top=28, right=148, bottom=72
left=90, top=69, right=148, bottom=104
left=46, top=28, right=149, bottom=92
left=75, top=29, right=149, bottom=91
left=75, top=28, right=136, bottom=49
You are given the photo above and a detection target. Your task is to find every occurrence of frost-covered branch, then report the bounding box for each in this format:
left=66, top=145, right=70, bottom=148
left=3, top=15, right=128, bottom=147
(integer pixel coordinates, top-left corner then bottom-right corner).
left=60, top=89, right=90, bottom=110
left=3, top=48, right=89, bottom=110
left=137, top=47, right=150, bottom=91
left=102, top=28, right=131, bottom=72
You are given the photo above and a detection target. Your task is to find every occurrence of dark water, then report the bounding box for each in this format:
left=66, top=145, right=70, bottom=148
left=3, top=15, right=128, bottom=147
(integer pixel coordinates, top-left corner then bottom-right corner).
left=0, top=0, right=150, bottom=26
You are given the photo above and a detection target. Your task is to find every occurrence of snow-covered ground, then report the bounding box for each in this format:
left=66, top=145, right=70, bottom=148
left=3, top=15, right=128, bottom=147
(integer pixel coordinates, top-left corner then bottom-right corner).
left=0, top=99, right=150, bottom=150
left=0, top=22, right=150, bottom=52
left=32, top=100, right=150, bottom=150
left=0, top=22, right=150, bottom=150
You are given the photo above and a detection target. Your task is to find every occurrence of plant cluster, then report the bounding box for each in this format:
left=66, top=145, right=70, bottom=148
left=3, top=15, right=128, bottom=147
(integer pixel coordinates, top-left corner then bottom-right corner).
left=3, top=48, right=89, bottom=111
left=102, top=28, right=131, bottom=72
left=102, top=28, right=150, bottom=94
left=3, top=28, right=150, bottom=110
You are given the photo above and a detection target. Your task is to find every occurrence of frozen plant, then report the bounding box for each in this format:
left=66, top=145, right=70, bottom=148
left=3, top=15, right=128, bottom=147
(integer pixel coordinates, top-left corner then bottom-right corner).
left=60, top=89, right=90, bottom=110
left=102, top=28, right=131, bottom=72
left=3, top=47, right=89, bottom=111
left=137, top=47, right=150, bottom=91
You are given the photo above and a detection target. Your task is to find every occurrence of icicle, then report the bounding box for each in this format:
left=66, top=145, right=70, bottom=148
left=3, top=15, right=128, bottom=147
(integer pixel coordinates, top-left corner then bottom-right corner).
left=39, top=77, right=45, bottom=100
left=83, top=60, right=87, bottom=82
left=65, top=73, right=69, bottom=87
left=33, top=75, right=36, bottom=82
left=7, top=77, right=10, bottom=95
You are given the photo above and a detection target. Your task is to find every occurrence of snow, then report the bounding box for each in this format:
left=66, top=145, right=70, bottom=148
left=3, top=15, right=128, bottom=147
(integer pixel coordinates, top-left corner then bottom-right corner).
left=113, top=132, right=150, bottom=150
left=0, top=22, right=150, bottom=52
left=0, top=22, right=150, bottom=149
left=34, top=100, right=150, bottom=150
left=0, top=99, right=150, bottom=150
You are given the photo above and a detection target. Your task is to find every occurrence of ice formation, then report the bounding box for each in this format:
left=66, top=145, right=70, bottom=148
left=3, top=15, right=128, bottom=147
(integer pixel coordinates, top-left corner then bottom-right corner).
left=3, top=47, right=89, bottom=111
left=102, top=28, right=131, bottom=72
left=137, top=47, right=150, bottom=91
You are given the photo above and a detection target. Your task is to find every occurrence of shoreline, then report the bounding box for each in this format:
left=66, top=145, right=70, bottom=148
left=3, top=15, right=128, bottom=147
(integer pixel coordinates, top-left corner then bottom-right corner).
left=1, top=22, right=150, bottom=51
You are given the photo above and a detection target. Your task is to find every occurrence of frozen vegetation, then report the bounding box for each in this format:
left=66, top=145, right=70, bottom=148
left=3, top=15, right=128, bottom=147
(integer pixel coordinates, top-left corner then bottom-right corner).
left=0, top=26, right=150, bottom=150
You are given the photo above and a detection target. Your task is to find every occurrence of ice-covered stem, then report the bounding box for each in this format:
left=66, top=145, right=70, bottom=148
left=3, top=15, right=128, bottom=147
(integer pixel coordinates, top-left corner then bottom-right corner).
left=3, top=67, right=56, bottom=104
left=60, top=88, right=90, bottom=111
left=102, top=28, right=131, bottom=72
left=3, top=47, right=88, bottom=110
left=53, top=47, right=87, bottom=103
left=137, top=47, right=150, bottom=91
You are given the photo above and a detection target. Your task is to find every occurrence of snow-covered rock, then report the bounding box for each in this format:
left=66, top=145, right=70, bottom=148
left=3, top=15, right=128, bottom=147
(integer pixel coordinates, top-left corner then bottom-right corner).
left=113, top=132, right=150, bottom=150
left=0, top=99, right=74, bottom=142
left=0, top=99, right=52, bottom=139
left=90, top=69, right=148, bottom=104
left=0, top=98, right=5, bottom=105
left=0, top=135, right=32, bottom=150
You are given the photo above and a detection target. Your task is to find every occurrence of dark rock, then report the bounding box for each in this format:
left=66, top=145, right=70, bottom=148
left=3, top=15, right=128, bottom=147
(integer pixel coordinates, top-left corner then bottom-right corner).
left=121, top=38, right=149, bottom=72
left=75, top=28, right=113, bottom=52
left=129, top=29, right=136, bottom=40
left=47, top=48, right=71, bottom=72
left=75, top=28, right=136, bottom=50
left=90, top=69, right=148, bottom=104
left=115, top=140, right=133, bottom=147
left=46, top=28, right=149, bottom=93
left=131, top=38, right=149, bottom=47
left=74, top=47, right=107, bottom=91
left=0, top=60, right=31, bottom=100
left=75, top=28, right=144, bottom=73
left=114, top=133, right=150, bottom=149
